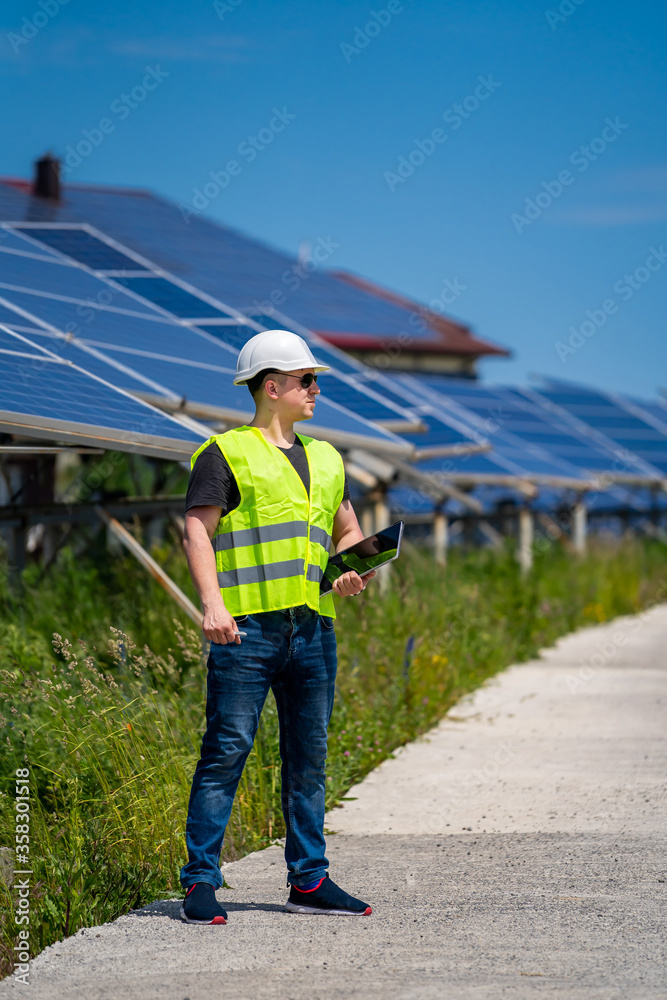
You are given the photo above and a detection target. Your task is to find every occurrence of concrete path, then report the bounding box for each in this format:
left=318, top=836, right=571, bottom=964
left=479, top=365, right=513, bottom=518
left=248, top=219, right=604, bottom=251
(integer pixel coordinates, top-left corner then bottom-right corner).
left=2, top=605, right=666, bottom=999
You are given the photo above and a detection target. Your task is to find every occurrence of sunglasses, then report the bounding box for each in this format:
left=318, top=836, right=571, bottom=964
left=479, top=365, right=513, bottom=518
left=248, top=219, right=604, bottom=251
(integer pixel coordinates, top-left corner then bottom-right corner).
left=269, top=371, right=319, bottom=389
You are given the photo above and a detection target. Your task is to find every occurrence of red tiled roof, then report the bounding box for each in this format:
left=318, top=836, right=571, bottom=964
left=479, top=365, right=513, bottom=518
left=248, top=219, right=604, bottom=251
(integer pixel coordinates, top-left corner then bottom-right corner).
left=330, top=270, right=510, bottom=358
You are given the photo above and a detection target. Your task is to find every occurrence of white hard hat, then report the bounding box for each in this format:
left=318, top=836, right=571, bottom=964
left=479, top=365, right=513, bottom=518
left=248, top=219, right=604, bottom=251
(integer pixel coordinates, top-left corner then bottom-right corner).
left=234, top=329, right=330, bottom=385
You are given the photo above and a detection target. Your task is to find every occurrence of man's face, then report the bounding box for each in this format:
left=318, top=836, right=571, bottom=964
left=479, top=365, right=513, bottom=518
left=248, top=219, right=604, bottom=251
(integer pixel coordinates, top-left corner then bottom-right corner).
left=267, top=368, right=320, bottom=421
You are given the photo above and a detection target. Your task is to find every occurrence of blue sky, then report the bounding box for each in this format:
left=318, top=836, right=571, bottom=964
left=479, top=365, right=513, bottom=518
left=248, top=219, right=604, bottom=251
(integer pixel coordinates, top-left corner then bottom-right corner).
left=2, top=0, right=666, bottom=397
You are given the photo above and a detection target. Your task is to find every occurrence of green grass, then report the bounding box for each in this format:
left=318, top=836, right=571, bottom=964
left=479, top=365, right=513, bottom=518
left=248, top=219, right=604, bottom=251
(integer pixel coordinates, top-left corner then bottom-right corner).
left=0, top=537, right=665, bottom=976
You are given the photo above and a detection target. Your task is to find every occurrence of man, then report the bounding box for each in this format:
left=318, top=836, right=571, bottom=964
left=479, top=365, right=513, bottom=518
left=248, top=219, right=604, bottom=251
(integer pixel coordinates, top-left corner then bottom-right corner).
left=180, top=329, right=374, bottom=924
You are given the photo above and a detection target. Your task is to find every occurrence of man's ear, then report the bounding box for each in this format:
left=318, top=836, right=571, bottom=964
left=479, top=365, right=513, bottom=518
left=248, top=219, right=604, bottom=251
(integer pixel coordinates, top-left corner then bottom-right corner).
left=264, top=377, right=280, bottom=399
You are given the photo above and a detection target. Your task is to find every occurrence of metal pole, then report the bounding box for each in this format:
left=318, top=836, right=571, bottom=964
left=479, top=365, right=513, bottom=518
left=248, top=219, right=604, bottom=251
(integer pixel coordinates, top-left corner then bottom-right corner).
left=572, top=500, right=587, bottom=555
left=373, top=493, right=390, bottom=534
left=517, top=507, right=533, bottom=574
left=433, top=509, right=448, bottom=566
left=373, top=491, right=391, bottom=594
left=361, top=506, right=374, bottom=538
left=96, top=506, right=202, bottom=628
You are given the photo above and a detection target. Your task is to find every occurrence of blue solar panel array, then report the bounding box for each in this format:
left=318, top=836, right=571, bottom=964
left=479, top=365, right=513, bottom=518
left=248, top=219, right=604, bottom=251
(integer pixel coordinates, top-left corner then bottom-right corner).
left=1, top=187, right=455, bottom=345
left=195, top=323, right=257, bottom=350
left=0, top=228, right=62, bottom=259
left=387, top=373, right=667, bottom=515
left=0, top=251, right=157, bottom=313
left=0, top=326, right=208, bottom=449
left=1, top=184, right=663, bottom=508
left=0, top=222, right=422, bottom=436
left=111, top=276, right=231, bottom=318
left=0, top=229, right=412, bottom=454
left=11, top=227, right=148, bottom=271
left=396, top=374, right=590, bottom=480
left=531, top=378, right=667, bottom=477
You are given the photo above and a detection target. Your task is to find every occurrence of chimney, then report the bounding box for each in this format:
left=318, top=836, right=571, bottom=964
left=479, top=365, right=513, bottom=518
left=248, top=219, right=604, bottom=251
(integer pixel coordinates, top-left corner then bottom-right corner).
left=33, top=153, right=61, bottom=200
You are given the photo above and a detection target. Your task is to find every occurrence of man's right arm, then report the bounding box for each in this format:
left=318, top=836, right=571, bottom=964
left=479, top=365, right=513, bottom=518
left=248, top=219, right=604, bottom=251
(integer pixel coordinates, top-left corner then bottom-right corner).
left=184, top=506, right=242, bottom=645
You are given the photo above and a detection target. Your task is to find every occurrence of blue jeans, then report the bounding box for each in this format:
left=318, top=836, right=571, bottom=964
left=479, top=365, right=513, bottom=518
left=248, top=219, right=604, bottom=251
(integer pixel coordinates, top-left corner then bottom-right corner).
left=180, top=605, right=337, bottom=890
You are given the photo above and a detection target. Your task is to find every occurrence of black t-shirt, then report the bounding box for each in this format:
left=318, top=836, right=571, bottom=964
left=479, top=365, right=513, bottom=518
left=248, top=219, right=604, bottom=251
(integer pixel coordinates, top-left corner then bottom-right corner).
left=185, top=437, right=350, bottom=516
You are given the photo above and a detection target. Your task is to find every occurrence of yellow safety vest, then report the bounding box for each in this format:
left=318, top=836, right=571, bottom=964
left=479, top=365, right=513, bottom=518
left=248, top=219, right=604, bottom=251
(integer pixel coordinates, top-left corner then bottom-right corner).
left=191, top=426, right=346, bottom=618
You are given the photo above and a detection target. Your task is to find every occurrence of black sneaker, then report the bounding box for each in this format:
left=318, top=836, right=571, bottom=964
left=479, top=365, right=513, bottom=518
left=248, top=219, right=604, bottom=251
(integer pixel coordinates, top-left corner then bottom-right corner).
left=286, top=875, right=372, bottom=915
left=180, top=882, right=228, bottom=925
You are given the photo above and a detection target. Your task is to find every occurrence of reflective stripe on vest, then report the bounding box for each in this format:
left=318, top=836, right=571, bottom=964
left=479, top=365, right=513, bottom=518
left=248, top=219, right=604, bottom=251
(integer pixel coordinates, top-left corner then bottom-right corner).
left=190, top=426, right=345, bottom=618
left=217, top=560, right=324, bottom=589
left=213, top=521, right=309, bottom=552
left=309, top=525, right=331, bottom=550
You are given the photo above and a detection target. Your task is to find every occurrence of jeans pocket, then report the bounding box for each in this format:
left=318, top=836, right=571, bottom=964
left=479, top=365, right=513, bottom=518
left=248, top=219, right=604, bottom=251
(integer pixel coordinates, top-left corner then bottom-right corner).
left=319, top=615, right=335, bottom=631
left=234, top=615, right=249, bottom=624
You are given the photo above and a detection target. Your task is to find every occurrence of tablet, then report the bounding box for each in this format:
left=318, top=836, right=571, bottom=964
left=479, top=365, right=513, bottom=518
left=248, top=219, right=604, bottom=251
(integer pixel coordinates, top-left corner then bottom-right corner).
left=319, top=520, right=405, bottom=596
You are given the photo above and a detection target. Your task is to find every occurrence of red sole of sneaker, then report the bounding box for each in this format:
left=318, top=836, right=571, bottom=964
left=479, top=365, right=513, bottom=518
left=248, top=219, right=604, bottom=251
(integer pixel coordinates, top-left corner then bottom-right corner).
left=179, top=906, right=227, bottom=925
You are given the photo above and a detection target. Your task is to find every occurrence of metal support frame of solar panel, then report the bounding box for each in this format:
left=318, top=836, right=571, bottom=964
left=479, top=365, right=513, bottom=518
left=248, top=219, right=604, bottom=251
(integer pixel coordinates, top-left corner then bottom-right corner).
left=528, top=377, right=667, bottom=480
left=4, top=223, right=421, bottom=434
left=0, top=224, right=413, bottom=456
left=0, top=325, right=211, bottom=459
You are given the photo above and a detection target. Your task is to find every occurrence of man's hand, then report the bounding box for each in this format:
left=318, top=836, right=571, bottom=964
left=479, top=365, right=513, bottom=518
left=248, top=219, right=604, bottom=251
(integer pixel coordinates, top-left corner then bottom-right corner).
left=332, top=569, right=376, bottom=597
left=202, top=600, right=242, bottom=644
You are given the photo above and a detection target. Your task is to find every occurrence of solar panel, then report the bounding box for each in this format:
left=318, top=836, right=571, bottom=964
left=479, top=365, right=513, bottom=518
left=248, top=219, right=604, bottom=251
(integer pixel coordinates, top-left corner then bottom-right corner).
left=633, top=398, right=667, bottom=430
left=1, top=285, right=411, bottom=425
left=112, top=276, right=230, bottom=318
left=294, top=340, right=362, bottom=376
left=11, top=227, right=147, bottom=272
left=93, top=345, right=237, bottom=398
left=4, top=321, right=398, bottom=450
left=533, top=378, right=667, bottom=476
left=12, top=223, right=426, bottom=427
left=0, top=327, right=208, bottom=456
left=0, top=251, right=157, bottom=312
left=0, top=301, right=33, bottom=325
left=311, top=373, right=413, bottom=423
left=2, top=325, right=179, bottom=399
left=0, top=288, right=236, bottom=365
left=0, top=217, right=422, bottom=449
left=0, top=228, right=63, bottom=259
left=434, top=377, right=627, bottom=471
left=245, top=314, right=281, bottom=331
left=396, top=374, right=602, bottom=481
left=195, top=323, right=257, bottom=350
left=400, top=415, right=486, bottom=453
left=0, top=326, right=46, bottom=355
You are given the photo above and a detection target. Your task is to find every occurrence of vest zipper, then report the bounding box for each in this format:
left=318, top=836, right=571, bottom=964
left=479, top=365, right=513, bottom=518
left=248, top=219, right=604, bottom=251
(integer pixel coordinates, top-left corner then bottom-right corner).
left=250, top=429, right=313, bottom=596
